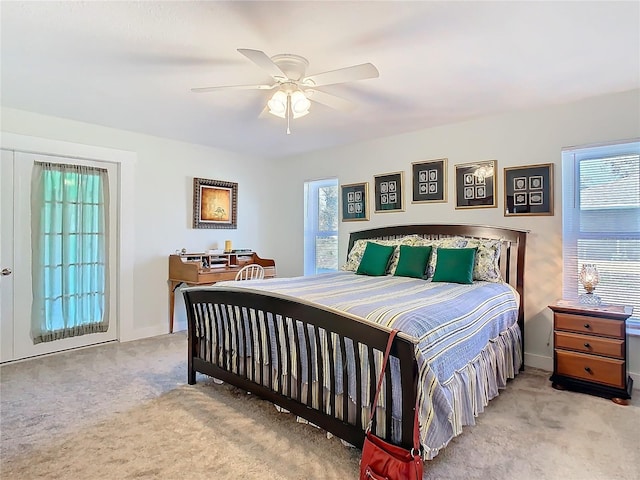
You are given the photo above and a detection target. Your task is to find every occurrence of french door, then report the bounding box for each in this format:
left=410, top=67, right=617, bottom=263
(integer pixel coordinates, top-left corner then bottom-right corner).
left=0, top=150, right=118, bottom=362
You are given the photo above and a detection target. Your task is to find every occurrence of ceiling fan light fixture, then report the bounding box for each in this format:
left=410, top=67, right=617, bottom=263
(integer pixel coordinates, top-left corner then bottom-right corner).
left=290, top=90, right=310, bottom=115
left=267, top=90, right=288, bottom=118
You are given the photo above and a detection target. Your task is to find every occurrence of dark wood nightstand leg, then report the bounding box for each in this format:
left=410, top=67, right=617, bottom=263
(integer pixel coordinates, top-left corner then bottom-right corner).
left=551, top=382, right=566, bottom=391
left=611, top=397, right=629, bottom=406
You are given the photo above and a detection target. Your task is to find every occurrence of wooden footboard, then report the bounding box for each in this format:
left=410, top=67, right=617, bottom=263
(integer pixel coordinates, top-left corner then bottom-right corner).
left=184, top=286, right=418, bottom=449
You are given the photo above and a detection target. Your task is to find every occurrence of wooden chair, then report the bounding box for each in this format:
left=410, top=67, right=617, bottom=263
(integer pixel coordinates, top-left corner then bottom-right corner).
left=234, top=264, right=265, bottom=281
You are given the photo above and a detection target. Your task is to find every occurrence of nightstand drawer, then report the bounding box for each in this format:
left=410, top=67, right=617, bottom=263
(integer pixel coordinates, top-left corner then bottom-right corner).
left=556, top=349, right=625, bottom=388
left=554, top=331, right=624, bottom=359
left=554, top=313, right=624, bottom=338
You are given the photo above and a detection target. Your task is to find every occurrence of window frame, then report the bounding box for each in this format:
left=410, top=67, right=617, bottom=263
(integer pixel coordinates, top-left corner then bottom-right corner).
left=303, top=178, right=339, bottom=275
left=561, top=139, right=640, bottom=334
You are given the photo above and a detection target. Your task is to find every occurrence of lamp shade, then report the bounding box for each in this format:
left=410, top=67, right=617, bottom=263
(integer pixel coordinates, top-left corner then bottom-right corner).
left=290, top=90, right=310, bottom=115
left=580, top=264, right=599, bottom=294
left=267, top=90, right=287, bottom=118
left=578, top=263, right=601, bottom=305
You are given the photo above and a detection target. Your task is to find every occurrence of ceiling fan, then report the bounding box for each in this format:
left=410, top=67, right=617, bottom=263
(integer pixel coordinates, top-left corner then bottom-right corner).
left=191, top=48, right=379, bottom=133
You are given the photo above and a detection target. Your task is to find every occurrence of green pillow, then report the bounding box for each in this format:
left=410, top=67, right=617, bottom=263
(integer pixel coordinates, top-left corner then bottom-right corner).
left=394, top=245, right=433, bottom=279
left=356, top=242, right=395, bottom=276
left=432, top=248, right=477, bottom=284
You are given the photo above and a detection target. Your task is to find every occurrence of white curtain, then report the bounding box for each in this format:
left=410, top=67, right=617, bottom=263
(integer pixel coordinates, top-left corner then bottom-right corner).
left=30, top=161, right=110, bottom=344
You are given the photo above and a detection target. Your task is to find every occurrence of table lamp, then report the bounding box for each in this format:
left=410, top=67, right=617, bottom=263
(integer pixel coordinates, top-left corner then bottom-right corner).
left=579, top=264, right=601, bottom=305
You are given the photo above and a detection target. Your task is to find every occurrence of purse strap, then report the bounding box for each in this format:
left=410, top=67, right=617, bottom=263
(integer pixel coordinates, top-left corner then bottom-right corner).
left=366, top=329, right=421, bottom=454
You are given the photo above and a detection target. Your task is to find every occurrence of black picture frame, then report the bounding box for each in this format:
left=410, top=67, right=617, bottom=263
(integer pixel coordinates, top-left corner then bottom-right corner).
left=340, top=182, right=369, bottom=221
left=412, top=158, right=447, bottom=203
left=454, top=160, right=497, bottom=209
left=504, top=163, right=554, bottom=216
left=193, top=177, right=238, bottom=229
left=374, top=171, right=404, bottom=213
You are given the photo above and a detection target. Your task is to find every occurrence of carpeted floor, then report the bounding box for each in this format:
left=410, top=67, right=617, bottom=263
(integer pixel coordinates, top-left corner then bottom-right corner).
left=1, top=333, right=639, bottom=479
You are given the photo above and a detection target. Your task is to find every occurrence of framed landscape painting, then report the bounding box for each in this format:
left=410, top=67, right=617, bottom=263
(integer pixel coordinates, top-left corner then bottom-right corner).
left=454, top=160, right=497, bottom=209
left=374, top=171, right=404, bottom=213
left=412, top=158, right=447, bottom=203
left=193, top=177, right=238, bottom=229
left=504, top=163, right=554, bottom=216
left=341, top=182, right=369, bottom=221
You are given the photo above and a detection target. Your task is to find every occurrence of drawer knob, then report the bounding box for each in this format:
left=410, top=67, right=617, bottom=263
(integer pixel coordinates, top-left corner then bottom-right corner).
left=584, top=366, right=592, bottom=373
left=583, top=342, right=591, bottom=348
left=583, top=323, right=591, bottom=329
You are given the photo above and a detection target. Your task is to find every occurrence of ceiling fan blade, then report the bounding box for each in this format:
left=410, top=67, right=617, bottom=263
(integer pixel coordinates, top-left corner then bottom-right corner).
left=258, top=105, right=271, bottom=119
left=303, top=63, right=379, bottom=87
left=191, top=84, right=275, bottom=93
left=305, top=89, right=357, bottom=112
left=237, top=48, right=288, bottom=81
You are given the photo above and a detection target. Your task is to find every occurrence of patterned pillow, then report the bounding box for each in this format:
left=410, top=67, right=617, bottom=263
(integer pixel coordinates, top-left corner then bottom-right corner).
left=465, top=238, right=503, bottom=282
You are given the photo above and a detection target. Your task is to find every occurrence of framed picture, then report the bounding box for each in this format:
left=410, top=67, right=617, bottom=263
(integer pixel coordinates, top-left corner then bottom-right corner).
left=193, top=177, right=238, bottom=229
left=341, top=182, right=369, bottom=221
left=504, top=163, right=554, bottom=216
left=454, top=160, right=497, bottom=209
left=374, top=171, right=404, bottom=213
left=411, top=158, right=447, bottom=203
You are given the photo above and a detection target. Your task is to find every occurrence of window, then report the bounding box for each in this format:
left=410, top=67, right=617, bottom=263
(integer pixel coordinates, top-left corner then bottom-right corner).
left=562, top=140, right=640, bottom=330
left=304, top=178, right=338, bottom=275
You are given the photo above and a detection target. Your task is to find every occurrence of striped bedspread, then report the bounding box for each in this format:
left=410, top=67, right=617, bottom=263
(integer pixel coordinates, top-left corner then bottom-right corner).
left=217, top=271, right=521, bottom=459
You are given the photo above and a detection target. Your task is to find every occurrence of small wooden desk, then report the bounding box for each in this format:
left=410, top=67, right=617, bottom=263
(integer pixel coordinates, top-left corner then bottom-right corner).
left=168, top=252, right=276, bottom=333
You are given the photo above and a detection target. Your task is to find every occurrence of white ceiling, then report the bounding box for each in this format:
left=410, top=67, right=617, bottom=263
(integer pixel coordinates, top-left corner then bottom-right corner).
left=1, top=1, right=639, bottom=159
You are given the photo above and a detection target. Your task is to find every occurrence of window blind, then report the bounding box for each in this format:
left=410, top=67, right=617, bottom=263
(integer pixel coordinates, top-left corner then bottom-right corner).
left=562, top=140, right=640, bottom=329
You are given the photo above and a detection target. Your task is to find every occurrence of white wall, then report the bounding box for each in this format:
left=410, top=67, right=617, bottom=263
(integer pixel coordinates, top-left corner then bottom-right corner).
left=3, top=90, right=639, bottom=383
left=266, top=89, right=640, bottom=380
left=1, top=107, right=273, bottom=338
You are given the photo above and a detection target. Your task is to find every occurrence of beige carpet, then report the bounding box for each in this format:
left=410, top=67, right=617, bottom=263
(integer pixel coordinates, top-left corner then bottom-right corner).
left=1, top=333, right=639, bottom=480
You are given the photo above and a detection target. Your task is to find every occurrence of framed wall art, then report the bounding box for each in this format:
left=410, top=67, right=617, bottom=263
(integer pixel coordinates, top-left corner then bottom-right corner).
left=411, top=158, right=447, bottom=203
left=504, top=163, right=554, bottom=216
left=341, top=182, right=369, bottom=221
left=374, top=171, right=404, bottom=213
left=454, top=160, right=497, bottom=209
left=193, top=177, right=238, bottom=229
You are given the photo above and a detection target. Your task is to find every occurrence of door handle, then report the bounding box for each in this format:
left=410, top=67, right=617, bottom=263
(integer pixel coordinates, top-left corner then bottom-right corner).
left=1, top=268, right=12, bottom=276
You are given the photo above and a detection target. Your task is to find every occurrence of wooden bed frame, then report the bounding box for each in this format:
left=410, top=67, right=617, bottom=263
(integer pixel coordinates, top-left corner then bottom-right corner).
left=184, top=224, right=527, bottom=451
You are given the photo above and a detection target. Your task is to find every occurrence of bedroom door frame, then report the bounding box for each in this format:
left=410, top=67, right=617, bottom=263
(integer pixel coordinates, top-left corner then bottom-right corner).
left=0, top=133, right=136, bottom=362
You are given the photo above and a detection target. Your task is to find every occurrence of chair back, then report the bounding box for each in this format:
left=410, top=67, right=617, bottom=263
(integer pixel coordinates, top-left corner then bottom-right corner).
left=234, top=264, right=265, bottom=281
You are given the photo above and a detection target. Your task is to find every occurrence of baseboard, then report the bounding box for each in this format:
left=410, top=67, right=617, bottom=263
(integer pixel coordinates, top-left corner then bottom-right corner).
left=120, top=324, right=167, bottom=343
left=524, top=352, right=552, bottom=372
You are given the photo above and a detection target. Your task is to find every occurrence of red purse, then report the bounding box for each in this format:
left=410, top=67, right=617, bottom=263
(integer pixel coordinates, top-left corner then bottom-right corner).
left=359, top=330, right=423, bottom=480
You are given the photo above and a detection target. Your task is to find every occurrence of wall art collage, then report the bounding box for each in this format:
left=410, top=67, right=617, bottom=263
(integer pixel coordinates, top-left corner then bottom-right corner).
left=340, top=160, right=553, bottom=221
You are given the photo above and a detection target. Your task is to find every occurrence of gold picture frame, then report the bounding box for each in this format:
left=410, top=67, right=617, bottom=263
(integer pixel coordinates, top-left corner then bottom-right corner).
left=504, top=163, right=554, bottom=216
left=454, top=160, right=497, bottom=209
left=374, top=171, right=404, bottom=213
left=411, top=158, right=447, bottom=203
left=341, top=182, right=369, bottom=221
left=193, top=177, right=238, bottom=229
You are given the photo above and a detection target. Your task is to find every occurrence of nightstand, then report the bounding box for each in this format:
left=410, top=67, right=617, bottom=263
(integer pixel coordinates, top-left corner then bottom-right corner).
left=549, top=301, right=633, bottom=405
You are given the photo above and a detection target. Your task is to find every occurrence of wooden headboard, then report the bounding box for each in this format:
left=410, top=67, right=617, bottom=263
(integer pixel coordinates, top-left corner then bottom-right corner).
left=347, top=223, right=528, bottom=366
